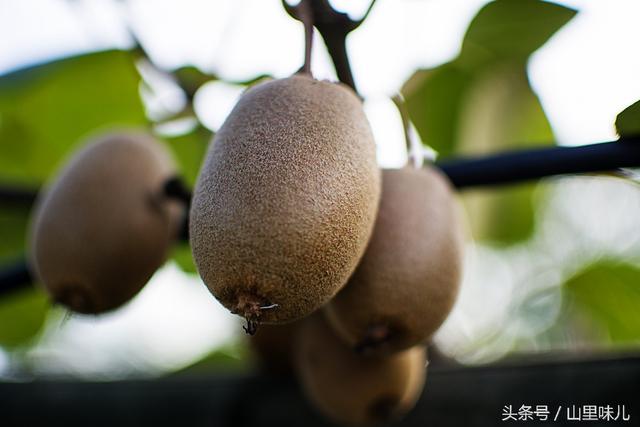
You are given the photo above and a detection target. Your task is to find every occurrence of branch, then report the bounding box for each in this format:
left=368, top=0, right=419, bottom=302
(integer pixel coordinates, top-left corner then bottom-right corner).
left=436, top=138, right=640, bottom=189
left=0, top=259, right=32, bottom=295
left=3, top=139, right=640, bottom=294
left=0, top=184, right=38, bottom=206
left=283, top=0, right=378, bottom=93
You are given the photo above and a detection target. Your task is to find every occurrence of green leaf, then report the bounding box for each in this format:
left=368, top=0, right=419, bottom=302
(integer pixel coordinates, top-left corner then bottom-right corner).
left=171, top=340, right=251, bottom=375
left=161, top=124, right=211, bottom=187
left=563, top=261, right=640, bottom=344
left=402, top=0, right=574, bottom=245
left=0, top=205, right=31, bottom=260
left=170, top=242, right=197, bottom=274
left=173, top=66, right=217, bottom=98
left=460, top=0, right=578, bottom=68
left=0, top=287, right=49, bottom=349
left=402, top=65, right=472, bottom=158
left=615, top=99, right=640, bottom=137
left=0, top=49, right=147, bottom=185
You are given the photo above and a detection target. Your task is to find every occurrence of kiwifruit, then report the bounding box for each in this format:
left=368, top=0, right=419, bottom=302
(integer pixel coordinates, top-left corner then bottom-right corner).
left=249, top=321, right=300, bottom=375
left=294, top=314, right=427, bottom=426
left=190, top=74, right=380, bottom=328
left=324, top=165, right=463, bottom=355
left=29, top=132, right=185, bottom=314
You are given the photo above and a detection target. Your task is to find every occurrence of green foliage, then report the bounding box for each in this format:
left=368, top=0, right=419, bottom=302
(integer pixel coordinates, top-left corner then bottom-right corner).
left=0, top=287, right=49, bottom=349
left=403, top=0, right=575, bottom=245
left=0, top=206, right=30, bottom=260
left=563, top=262, right=640, bottom=344
left=0, top=50, right=147, bottom=185
left=162, top=124, right=212, bottom=187
left=615, top=99, right=640, bottom=137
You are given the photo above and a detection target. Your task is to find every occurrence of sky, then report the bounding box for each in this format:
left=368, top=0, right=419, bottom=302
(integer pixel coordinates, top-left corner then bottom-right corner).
left=2, top=0, right=640, bottom=375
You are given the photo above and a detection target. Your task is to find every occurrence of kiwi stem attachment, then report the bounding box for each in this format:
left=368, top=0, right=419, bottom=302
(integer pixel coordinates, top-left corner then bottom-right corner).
left=392, top=94, right=424, bottom=169
left=299, top=0, right=314, bottom=76
left=282, top=0, right=379, bottom=94
left=234, top=294, right=280, bottom=335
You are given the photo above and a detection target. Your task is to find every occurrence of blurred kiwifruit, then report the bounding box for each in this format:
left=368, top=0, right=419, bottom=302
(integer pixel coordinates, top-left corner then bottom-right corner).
left=324, top=166, right=464, bottom=355
left=190, top=74, right=380, bottom=329
left=294, top=314, right=427, bottom=426
left=250, top=321, right=300, bottom=375
left=29, top=132, right=185, bottom=314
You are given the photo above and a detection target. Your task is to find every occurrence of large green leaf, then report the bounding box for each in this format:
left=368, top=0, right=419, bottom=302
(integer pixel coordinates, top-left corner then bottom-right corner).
left=0, top=287, right=49, bottom=349
left=459, top=0, right=578, bottom=68
left=563, top=262, right=640, bottom=344
left=0, top=49, right=147, bottom=185
left=615, top=99, right=640, bottom=137
left=403, top=0, right=575, bottom=156
left=403, top=0, right=575, bottom=245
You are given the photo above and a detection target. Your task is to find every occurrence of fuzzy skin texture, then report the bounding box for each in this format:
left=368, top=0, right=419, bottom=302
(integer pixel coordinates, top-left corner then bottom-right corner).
left=190, top=75, right=380, bottom=324
left=324, top=166, right=464, bottom=356
left=29, top=132, right=184, bottom=314
left=294, top=314, right=427, bottom=427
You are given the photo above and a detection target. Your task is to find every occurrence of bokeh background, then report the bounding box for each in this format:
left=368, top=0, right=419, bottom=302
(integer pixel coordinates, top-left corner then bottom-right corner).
left=1, top=0, right=640, bottom=379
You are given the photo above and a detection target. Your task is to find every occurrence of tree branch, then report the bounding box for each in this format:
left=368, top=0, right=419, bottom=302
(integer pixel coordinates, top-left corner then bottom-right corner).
left=283, top=0, right=378, bottom=93
left=0, top=259, right=32, bottom=295
left=0, top=184, right=38, bottom=206
left=436, top=138, right=640, bottom=189
left=3, top=139, right=640, bottom=294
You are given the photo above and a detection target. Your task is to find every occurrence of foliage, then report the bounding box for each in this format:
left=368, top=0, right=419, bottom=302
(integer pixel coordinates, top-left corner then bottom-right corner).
left=403, top=0, right=575, bottom=245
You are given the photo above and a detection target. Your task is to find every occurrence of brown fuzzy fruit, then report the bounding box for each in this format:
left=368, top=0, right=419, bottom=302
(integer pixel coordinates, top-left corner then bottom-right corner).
left=294, top=314, right=427, bottom=426
left=29, top=132, right=184, bottom=314
left=190, top=75, right=380, bottom=327
left=324, top=166, right=464, bottom=355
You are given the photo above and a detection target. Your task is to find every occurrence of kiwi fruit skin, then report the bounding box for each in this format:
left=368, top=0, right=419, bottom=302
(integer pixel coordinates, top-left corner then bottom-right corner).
left=190, top=75, right=380, bottom=325
left=324, top=166, right=464, bottom=356
left=294, top=314, right=427, bottom=427
left=29, top=132, right=184, bottom=314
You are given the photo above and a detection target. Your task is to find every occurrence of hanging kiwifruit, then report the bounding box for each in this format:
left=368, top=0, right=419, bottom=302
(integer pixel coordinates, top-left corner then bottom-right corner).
left=29, top=132, right=185, bottom=314
left=324, top=165, right=464, bottom=355
left=190, top=75, right=380, bottom=329
left=294, top=314, right=427, bottom=426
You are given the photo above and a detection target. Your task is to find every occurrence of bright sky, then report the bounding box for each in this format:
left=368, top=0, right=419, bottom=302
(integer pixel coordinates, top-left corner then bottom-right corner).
left=2, top=0, right=640, bottom=374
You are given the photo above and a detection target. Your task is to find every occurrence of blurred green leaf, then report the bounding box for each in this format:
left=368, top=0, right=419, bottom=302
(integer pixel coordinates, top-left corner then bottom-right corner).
left=615, top=99, right=640, bottom=137
left=403, top=0, right=574, bottom=245
left=0, top=287, right=49, bottom=349
left=460, top=0, right=578, bottom=68
left=161, top=124, right=211, bottom=187
left=564, top=262, right=640, bottom=344
left=0, top=205, right=31, bottom=260
left=171, top=340, right=251, bottom=376
left=403, top=0, right=575, bottom=156
left=170, top=243, right=197, bottom=274
left=0, top=49, right=147, bottom=185
left=173, top=66, right=217, bottom=98
left=402, top=65, right=472, bottom=158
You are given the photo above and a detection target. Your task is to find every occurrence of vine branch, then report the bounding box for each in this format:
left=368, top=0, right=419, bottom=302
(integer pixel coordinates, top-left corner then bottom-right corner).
left=3, top=138, right=640, bottom=293
left=283, top=0, right=378, bottom=93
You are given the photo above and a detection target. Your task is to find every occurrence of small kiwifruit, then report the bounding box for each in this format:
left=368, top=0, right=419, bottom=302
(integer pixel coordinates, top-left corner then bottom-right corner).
left=294, top=314, right=427, bottom=426
left=250, top=321, right=300, bottom=375
left=190, top=75, right=380, bottom=328
left=324, top=166, right=464, bottom=355
left=29, top=132, right=184, bottom=314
